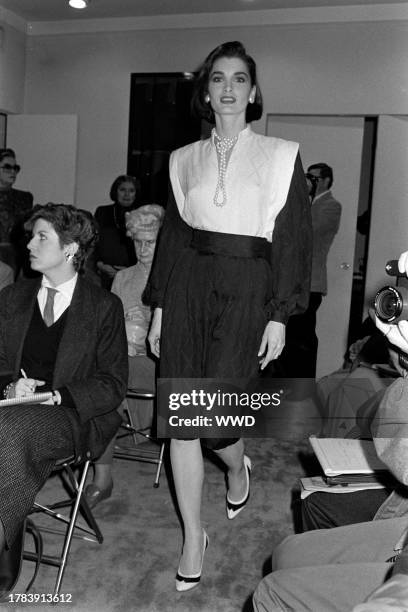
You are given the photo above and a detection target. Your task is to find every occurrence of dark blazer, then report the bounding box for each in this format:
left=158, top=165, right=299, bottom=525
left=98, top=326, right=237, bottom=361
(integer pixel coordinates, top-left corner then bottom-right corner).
left=0, top=276, right=128, bottom=459
left=310, top=190, right=341, bottom=294
left=94, top=203, right=137, bottom=268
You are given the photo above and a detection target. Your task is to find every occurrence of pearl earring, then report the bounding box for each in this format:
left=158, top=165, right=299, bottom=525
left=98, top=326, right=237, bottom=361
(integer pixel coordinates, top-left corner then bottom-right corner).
left=205, top=94, right=210, bottom=103
left=249, top=96, right=254, bottom=104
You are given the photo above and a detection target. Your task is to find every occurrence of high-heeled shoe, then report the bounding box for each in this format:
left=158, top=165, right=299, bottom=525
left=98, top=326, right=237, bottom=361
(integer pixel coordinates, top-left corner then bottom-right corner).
left=84, top=481, right=113, bottom=509
left=226, top=455, right=252, bottom=520
left=175, top=529, right=209, bottom=592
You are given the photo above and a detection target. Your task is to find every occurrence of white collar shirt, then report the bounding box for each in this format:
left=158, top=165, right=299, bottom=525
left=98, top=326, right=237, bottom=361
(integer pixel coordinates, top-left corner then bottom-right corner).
left=312, top=189, right=331, bottom=204
left=37, top=273, right=78, bottom=322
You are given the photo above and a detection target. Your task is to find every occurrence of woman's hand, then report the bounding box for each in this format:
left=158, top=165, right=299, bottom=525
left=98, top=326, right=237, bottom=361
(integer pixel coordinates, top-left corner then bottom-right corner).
left=10, top=377, right=45, bottom=398
left=147, top=307, right=162, bottom=358
left=398, top=250, right=408, bottom=275
left=370, top=307, right=408, bottom=354
left=258, top=321, right=285, bottom=370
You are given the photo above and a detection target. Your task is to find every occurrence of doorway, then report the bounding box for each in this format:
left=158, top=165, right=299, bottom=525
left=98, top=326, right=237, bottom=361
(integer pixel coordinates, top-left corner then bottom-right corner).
left=266, top=115, right=376, bottom=377
left=127, top=73, right=202, bottom=207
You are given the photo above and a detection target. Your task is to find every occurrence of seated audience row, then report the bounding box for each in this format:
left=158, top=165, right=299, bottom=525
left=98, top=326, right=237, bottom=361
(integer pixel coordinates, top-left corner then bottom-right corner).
left=253, top=250, right=408, bottom=611
left=85, top=203, right=164, bottom=507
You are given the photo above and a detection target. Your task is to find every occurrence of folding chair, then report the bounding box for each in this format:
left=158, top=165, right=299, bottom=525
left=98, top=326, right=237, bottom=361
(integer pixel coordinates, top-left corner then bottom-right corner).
left=113, top=388, right=165, bottom=488
left=23, top=454, right=103, bottom=597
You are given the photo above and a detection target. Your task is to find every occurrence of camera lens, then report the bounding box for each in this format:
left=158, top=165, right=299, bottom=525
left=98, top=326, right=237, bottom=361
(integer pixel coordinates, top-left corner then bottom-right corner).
left=374, top=286, right=406, bottom=322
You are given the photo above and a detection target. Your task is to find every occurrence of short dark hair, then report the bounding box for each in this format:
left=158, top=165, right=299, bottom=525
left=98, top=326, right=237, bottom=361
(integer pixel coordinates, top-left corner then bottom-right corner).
left=0, top=149, right=16, bottom=163
left=191, top=41, right=263, bottom=124
left=24, top=203, right=98, bottom=271
left=109, top=175, right=141, bottom=203
left=307, top=163, right=334, bottom=189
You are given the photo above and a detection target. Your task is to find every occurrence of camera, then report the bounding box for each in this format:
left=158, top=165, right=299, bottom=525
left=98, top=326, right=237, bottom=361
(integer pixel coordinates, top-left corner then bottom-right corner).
left=374, top=260, right=408, bottom=323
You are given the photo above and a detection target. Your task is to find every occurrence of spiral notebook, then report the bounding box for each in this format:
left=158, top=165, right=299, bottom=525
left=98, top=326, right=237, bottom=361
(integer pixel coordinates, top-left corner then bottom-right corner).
left=0, top=392, right=53, bottom=407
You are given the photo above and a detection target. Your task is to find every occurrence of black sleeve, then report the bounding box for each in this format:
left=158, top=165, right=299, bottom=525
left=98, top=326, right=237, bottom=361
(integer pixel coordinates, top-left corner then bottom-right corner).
left=265, top=153, right=312, bottom=324
left=144, top=186, right=192, bottom=308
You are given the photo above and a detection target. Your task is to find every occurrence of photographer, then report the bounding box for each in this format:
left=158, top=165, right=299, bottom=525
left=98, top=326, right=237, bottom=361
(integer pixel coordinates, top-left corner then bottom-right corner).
left=253, top=251, right=408, bottom=612
left=373, top=250, right=408, bottom=353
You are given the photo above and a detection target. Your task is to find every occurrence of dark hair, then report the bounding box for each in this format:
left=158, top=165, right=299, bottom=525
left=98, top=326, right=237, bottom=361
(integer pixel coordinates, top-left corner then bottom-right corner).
left=307, top=163, right=334, bottom=189
left=191, top=41, right=263, bottom=124
left=109, top=175, right=141, bottom=204
left=0, top=149, right=16, bottom=163
left=24, top=203, right=98, bottom=271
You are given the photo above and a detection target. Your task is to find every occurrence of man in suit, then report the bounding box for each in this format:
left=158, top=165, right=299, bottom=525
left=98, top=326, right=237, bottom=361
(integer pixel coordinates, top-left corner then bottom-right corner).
left=276, top=162, right=341, bottom=381
left=0, top=203, right=128, bottom=598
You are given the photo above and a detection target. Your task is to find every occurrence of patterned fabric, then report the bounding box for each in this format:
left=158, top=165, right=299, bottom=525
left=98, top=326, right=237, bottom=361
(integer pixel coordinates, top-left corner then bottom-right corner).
left=0, top=403, right=75, bottom=546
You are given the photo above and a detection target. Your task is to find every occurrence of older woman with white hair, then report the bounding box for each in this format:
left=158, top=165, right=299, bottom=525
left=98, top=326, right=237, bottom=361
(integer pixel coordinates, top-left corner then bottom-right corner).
left=85, top=204, right=165, bottom=508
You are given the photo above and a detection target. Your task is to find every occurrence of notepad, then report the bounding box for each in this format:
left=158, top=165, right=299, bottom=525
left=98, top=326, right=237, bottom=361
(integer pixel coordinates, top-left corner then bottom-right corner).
left=0, top=392, right=53, bottom=407
left=309, top=436, right=390, bottom=484
left=300, top=476, right=387, bottom=499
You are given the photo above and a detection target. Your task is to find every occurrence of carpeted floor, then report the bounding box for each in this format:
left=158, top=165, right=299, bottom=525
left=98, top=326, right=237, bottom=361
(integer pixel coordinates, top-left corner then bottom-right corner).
left=5, top=433, right=316, bottom=612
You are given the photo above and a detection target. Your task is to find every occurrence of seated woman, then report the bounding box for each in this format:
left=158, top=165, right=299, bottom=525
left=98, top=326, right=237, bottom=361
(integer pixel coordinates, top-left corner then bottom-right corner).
left=0, top=203, right=128, bottom=598
left=94, top=174, right=141, bottom=289
left=85, top=204, right=165, bottom=508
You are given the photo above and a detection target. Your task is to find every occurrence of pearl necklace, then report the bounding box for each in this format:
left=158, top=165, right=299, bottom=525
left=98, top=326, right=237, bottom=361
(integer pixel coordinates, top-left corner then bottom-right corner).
left=213, top=132, right=238, bottom=207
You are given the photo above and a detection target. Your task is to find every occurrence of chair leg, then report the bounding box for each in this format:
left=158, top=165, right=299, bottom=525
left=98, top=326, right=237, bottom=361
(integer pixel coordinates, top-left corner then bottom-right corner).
left=153, top=443, right=165, bottom=488
left=63, top=463, right=103, bottom=543
left=124, top=405, right=138, bottom=446
left=53, top=460, right=90, bottom=597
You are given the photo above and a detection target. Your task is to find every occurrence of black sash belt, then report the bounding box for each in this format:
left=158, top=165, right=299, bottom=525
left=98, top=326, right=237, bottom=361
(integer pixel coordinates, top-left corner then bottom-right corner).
left=191, top=229, right=269, bottom=260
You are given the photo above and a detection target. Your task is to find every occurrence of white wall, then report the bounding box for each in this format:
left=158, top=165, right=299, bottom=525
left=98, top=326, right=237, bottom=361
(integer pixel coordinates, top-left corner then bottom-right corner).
left=365, top=115, right=408, bottom=311
left=21, top=21, right=408, bottom=211
left=7, top=114, right=78, bottom=206
left=0, top=19, right=26, bottom=113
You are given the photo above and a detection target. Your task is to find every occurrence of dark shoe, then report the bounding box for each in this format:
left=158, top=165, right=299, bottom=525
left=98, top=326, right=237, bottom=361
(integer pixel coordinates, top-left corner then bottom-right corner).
left=226, top=455, right=252, bottom=520
left=84, top=481, right=113, bottom=509
left=0, top=521, right=26, bottom=601
left=176, top=530, right=209, bottom=592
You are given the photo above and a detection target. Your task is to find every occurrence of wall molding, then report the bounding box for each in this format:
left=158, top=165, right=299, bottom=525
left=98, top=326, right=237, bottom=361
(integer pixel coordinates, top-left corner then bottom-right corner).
left=26, top=3, right=408, bottom=36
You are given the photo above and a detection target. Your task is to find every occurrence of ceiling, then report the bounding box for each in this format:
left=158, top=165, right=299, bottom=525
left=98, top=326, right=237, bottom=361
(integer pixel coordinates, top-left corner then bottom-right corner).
left=0, top=0, right=402, bottom=22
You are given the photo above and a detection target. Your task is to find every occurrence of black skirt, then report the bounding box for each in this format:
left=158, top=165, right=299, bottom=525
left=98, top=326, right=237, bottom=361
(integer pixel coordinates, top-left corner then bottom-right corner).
left=160, top=229, right=272, bottom=450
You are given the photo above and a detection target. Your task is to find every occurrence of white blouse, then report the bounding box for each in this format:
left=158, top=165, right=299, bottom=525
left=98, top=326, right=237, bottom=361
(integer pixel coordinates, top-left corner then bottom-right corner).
left=169, top=125, right=299, bottom=242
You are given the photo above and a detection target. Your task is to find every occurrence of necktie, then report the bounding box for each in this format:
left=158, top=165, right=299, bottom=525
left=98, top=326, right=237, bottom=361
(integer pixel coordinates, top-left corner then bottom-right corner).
left=43, top=287, right=58, bottom=327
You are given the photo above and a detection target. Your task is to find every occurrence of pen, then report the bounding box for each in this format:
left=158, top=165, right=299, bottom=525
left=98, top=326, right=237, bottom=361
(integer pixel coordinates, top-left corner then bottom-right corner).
left=20, top=368, right=28, bottom=379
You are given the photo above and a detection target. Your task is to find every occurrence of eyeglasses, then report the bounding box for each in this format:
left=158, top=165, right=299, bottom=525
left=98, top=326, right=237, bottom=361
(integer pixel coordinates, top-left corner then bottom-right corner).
left=0, top=163, right=21, bottom=173
left=305, top=173, right=321, bottom=182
